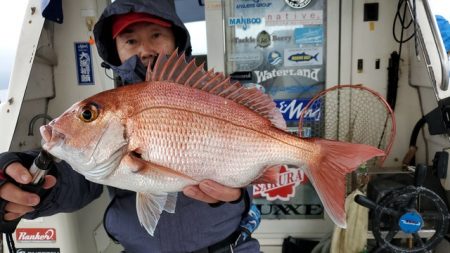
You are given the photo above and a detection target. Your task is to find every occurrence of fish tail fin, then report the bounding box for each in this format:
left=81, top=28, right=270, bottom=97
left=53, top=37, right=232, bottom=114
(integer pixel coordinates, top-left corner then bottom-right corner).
left=304, top=139, right=384, bottom=228
left=313, top=53, right=319, bottom=61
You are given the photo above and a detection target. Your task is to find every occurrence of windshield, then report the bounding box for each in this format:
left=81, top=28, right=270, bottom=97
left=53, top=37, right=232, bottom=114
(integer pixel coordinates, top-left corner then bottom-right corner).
left=0, top=2, right=28, bottom=103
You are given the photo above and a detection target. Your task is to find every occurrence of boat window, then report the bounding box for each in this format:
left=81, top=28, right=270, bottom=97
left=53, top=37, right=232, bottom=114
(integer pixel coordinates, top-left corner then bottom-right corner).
left=184, top=21, right=207, bottom=56
left=0, top=2, right=28, bottom=103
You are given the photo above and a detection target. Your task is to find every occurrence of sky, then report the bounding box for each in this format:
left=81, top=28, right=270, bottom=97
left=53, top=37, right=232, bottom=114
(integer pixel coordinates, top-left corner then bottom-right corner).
left=0, top=1, right=27, bottom=91
left=430, top=0, right=450, bottom=20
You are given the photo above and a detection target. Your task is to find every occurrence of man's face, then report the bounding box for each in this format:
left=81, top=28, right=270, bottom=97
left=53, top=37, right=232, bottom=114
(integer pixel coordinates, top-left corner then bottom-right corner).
left=115, top=22, right=176, bottom=67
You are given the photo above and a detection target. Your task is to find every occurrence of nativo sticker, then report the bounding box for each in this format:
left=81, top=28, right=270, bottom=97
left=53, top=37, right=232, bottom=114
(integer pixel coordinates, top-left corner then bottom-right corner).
left=265, top=11, right=323, bottom=26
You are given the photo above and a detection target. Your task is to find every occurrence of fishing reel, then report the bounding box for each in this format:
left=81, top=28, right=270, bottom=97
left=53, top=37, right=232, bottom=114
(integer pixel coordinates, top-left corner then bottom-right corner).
left=355, top=164, right=450, bottom=253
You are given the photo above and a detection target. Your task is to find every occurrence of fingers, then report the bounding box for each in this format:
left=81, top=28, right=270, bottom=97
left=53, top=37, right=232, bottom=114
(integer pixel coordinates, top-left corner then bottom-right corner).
left=183, top=185, right=218, bottom=203
left=183, top=180, right=242, bottom=203
left=5, top=162, right=32, bottom=184
left=4, top=212, right=23, bottom=221
left=0, top=163, right=58, bottom=221
left=42, top=175, right=57, bottom=189
left=0, top=183, right=40, bottom=206
left=4, top=202, right=34, bottom=216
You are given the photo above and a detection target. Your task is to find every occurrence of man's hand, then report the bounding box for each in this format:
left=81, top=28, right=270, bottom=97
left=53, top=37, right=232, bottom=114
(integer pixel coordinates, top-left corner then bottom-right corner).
left=183, top=180, right=241, bottom=204
left=0, top=163, right=56, bottom=221
left=182, top=166, right=281, bottom=204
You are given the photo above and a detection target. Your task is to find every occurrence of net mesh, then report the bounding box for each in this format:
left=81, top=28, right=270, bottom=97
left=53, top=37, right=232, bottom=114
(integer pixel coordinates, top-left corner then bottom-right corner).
left=298, top=84, right=396, bottom=167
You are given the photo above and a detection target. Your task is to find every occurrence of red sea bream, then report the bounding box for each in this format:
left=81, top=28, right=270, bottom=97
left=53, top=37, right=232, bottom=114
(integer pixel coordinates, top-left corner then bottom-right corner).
left=40, top=51, right=384, bottom=235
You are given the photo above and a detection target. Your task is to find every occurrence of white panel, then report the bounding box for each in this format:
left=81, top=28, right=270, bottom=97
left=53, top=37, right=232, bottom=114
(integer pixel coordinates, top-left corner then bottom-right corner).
left=205, top=0, right=225, bottom=72
left=0, top=0, right=45, bottom=152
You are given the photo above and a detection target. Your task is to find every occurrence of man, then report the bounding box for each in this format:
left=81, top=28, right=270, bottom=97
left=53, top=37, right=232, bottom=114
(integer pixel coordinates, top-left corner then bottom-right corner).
left=0, top=0, right=260, bottom=252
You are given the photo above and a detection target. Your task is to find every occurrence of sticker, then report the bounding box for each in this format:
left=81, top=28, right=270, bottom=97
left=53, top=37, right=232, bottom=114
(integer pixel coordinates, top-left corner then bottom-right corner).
left=228, top=16, right=262, bottom=30
left=228, top=53, right=262, bottom=62
left=234, top=36, right=257, bottom=44
left=275, top=99, right=321, bottom=123
left=253, top=165, right=307, bottom=201
left=17, top=249, right=60, bottom=253
left=272, top=34, right=292, bottom=43
left=294, top=26, right=323, bottom=44
left=268, top=84, right=321, bottom=96
left=74, top=42, right=94, bottom=85
left=230, top=71, right=253, bottom=81
left=399, top=212, right=423, bottom=233
left=228, top=53, right=263, bottom=71
left=284, top=48, right=322, bottom=67
left=254, top=68, right=321, bottom=83
left=16, top=228, right=57, bottom=242
left=267, top=51, right=283, bottom=66
left=236, top=0, right=272, bottom=9
left=266, top=11, right=323, bottom=26
left=256, top=30, right=271, bottom=48
left=285, top=0, right=313, bottom=9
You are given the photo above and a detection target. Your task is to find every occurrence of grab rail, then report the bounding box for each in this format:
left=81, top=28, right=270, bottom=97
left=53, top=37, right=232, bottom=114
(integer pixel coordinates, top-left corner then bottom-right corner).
left=420, top=0, right=449, bottom=91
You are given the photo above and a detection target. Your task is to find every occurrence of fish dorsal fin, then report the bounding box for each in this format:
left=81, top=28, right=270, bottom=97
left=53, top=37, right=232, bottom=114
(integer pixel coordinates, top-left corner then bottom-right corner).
left=146, top=50, right=286, bottom=130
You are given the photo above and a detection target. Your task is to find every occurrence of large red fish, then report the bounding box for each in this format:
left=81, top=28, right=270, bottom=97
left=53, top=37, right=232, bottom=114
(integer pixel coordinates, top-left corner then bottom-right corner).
left=40, top=51, right=384, bottom=235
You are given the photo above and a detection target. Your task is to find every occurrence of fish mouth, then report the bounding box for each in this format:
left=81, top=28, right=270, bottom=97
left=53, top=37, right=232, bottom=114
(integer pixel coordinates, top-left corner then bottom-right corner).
left=40, top=124, right=65, bottom=150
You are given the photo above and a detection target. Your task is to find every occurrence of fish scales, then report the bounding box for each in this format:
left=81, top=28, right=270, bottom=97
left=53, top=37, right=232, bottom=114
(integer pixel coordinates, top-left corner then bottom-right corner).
left=40, top=50, right=385, bottom=235
left=129, top=107, right=307, bottom=187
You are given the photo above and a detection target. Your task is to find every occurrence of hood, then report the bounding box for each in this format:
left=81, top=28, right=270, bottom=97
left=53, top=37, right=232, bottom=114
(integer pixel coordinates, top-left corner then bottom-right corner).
left=93, top=0, right=192, bottom=68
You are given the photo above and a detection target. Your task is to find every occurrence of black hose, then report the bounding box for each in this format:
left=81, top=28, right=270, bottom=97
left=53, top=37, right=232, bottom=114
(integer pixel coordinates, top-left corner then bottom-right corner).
left=410, top=117, right=427, bottom=147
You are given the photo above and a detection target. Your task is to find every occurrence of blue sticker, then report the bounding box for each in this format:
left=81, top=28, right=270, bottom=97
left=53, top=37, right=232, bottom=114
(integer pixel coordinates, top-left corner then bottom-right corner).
left=275, top=99, right=321, bottom=123
left=267, top=51, right=283, bottom=66
left=399, top=212, right=423, bottom=234
left=74, top=42, right=94, bottom=85
left=294, top=26, right=323, bottom=44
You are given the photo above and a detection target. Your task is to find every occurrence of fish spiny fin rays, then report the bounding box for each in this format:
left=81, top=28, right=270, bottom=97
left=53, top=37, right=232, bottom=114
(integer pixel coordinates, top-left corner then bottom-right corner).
left=147, top=50, right=286, bottom=130
left=136, top=192, right=176, bottom=236
left=304, top=139, right=385, bottom=228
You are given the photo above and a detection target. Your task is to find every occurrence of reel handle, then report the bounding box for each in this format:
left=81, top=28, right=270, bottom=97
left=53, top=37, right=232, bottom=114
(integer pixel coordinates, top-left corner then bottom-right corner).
left=354, top=194, right=378, bottom=210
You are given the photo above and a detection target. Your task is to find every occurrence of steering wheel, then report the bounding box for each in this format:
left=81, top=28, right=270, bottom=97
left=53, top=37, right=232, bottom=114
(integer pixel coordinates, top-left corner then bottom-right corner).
left=355, top=164, right=450, bottom=253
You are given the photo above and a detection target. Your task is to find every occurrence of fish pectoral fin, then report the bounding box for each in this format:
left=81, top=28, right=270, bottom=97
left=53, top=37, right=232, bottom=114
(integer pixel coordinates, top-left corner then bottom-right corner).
left=136, top=192, right=178, bottom=236
left=124, top=152, right=196, bottom=181
left=123, top=151, right=147, bottom=172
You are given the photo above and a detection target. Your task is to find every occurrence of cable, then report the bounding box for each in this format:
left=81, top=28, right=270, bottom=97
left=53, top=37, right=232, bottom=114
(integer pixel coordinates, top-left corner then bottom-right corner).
left=393, top=0, right=417, bottom=49
left=6, top=232, right=16, bottom=253
left=387, top=0, right=419, bottom=111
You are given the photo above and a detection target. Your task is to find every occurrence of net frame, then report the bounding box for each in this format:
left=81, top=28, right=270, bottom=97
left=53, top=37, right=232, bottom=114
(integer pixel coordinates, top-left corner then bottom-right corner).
left=298, top=84, right=396, bottom=167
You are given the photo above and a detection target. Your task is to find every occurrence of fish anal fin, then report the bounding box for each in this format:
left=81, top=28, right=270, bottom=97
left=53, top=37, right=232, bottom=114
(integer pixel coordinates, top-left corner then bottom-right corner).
left=136, top=192, right=178, bottom=236
left=305, top=139, right=385, bottom=228
left=147, top=50, right=287, bottom=130
left=252, top=165, right=282, bottom=184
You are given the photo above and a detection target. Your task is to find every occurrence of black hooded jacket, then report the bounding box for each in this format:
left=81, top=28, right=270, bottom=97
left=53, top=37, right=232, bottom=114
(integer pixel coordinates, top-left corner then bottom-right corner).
left=93, top=0, right=192, bottom=84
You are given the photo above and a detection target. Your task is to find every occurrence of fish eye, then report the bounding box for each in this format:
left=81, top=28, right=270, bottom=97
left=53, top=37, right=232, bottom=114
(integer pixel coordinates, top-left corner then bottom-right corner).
left=79, top=103, right=99, bottom=122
